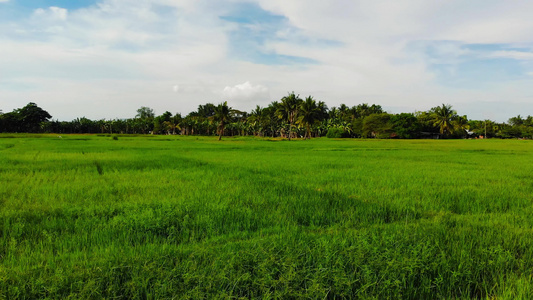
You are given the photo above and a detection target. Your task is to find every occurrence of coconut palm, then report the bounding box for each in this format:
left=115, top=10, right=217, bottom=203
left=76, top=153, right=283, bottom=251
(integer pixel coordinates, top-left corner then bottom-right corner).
left=276, top=92, right=302, bottom=140
left=212, top=101, right=232, bottom=140
left=431, top=104, right=457, bottom=136
left=265, top=102, right=280, bottom=137
left=452, top=115, right=469, bottom=137
left=356, top=103, right=383, bottom=119
left=297, top=96, right=321, bottom=139
left=248, top=105, right=266, bottom=136
left=338, top=104, right=349, bottom=122
left=508, top=115, right=524, bottom=126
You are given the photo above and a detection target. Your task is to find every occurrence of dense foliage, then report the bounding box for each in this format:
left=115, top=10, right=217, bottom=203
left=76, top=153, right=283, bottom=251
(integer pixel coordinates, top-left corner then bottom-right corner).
left=1, top=96, right=532, bottom=138
left=1, top=136, right=532, bottom=298
left=0, top=102, right=52, bottom=133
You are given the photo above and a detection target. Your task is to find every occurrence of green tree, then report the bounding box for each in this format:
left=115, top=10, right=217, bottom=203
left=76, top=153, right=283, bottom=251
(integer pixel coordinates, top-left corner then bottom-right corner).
left=153, top=111, right=172, bottom=134
left=169, top=113, right=182, bottom=135
left=0, top=109, right=5, bottom=132
left=15, top=102, right=52, bottom=132
left=500, top=124, right=523, bottom=138
left=525, top=115, right=533, bottom=127
left=0, top=111, right=16, bottom=132
left=326, top=127, right=348, bottom=138
left=265, top=102, right=281, bottom=137
left=212, top=101, right=232, bottom=140
left=430, top=104, right=457, bottom=137
left=508, top=115, right=524, bottom=126
left=468, top=119, right=500, bottom=138
left=297, top=96, right=321, bottom=139
left=415, top=111, right=437, bottom=134
left=351, top=118, right=364, bottom=138
left=390, top=113, right=421, bottom=139
left=452, top=115, right=469, bottom=138
left=136, top=106, right=155, bottom=119
left=500, top=115, right=533, bottom=139
left=196, top=103, right=216, bottom=118
left=356, top=103, right=383, bottom=119
left=276, top=92, right=302, bottom=140
left=181, top=115, right=197, bottom=135
left=135, top=106, right=155, bottom=134
left=337, top=104, right=350, bottom=122
left=328, top=106, right=338, bottom=122
left=189, top=103, right=216, bottom=135
left=248, top=105, right=266, bottom=136
left=73, top=117, right=98, bottom=133
left=363, top=113, right=392, bottom=138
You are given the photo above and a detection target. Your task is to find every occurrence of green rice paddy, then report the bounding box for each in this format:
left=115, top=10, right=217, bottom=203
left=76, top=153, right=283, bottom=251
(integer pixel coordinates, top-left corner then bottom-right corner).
left=1, top=134, right=532, bottom=299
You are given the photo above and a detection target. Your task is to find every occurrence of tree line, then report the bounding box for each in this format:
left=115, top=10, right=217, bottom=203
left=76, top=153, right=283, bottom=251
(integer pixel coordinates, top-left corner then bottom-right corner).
left=1, top=94, right=532, bottom=139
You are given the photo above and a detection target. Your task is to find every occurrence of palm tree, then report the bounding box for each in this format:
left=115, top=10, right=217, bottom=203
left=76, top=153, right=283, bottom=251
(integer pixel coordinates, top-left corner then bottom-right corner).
left=508, top=115, right=524, bottom=126
left=276, top=92, right=302, bottom=140
left=231, top=109, right=247, bottom=136
left=338, top=104, right=349, bottom=122
left=356, top=103, right=370, bottom=118
left=248, top=105, right=265, bottom=136
left=369, top=104, right=383, bottom=115
left=328, top=106, right=338, bottom=121
left=431, top=104, right=457, bottom=136
left=297, top=96, right=321, bottom=139
left=265, top=102, right=280, bottom=137
left=452, top=115, right=469, bottom=138
left=212, top=101, right=232, bottom=140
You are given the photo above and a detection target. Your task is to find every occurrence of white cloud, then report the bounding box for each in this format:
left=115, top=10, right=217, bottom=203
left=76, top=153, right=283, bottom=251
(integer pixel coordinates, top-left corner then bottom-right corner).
left=221, top=81, right=270, bottom=108
left=488, top=51, right=533, bottom=60
left=1, top=0, right=533, bottom=121
left=34, top=6, right=68, bottom=21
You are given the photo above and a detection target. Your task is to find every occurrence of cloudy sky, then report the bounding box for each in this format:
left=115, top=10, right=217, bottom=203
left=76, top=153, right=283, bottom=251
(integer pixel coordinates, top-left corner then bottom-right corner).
left=1, top=0, right=533, bottom=122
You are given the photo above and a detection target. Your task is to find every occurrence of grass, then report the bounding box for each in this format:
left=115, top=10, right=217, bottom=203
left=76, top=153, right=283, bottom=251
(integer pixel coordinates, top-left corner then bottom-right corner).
left=1, top=134, right=532, bottom=299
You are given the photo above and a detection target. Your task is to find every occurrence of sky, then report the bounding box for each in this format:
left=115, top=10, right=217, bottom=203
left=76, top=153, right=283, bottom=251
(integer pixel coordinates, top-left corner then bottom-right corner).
left=1, top=0, right=533, bottom=122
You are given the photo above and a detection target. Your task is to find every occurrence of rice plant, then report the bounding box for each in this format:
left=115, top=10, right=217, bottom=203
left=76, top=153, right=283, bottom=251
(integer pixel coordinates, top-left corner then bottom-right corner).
left=0, top=134, right=532, bottom=298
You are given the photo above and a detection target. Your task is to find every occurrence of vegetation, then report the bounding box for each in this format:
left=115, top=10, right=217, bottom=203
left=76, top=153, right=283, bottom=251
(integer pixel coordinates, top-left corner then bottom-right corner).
left=276, top=92, right=303, bottom=140
left=1, top=98, right=532, bottom=139
left=0, top=102, right=52, bottom=133
left=211, top=101, right=234, bottom=141
left=1, top=135, right=532, bottom=298
left=430, top=104, right=457, bottom=136
left=297, top=96, right=325, bottom=139
left=326, top=127, right=348, bottom=138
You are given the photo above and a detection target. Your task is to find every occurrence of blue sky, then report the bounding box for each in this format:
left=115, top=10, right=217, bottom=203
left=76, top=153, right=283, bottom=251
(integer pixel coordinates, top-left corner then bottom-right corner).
left=4, top=0, right=97, bottom=10
left=220, top=3, right=319, bottom=65
left=0, top=0, right=95, bottom=19
left=420, top=42, right=532, bottom=89
left=1, top=0, right=533, bottom=121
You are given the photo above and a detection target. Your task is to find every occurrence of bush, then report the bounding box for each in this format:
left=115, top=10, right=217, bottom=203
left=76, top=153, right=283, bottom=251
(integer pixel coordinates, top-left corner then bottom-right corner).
left=326, top=127, right=348, bottom=138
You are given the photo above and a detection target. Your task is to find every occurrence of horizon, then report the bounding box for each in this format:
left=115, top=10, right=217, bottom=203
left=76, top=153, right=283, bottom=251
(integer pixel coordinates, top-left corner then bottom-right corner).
left=2, top=100, right=529, bottom=124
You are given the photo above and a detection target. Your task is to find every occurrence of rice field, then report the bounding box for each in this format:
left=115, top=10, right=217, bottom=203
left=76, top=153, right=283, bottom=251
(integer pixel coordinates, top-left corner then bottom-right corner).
left=1, top=134, right=532, bottom=299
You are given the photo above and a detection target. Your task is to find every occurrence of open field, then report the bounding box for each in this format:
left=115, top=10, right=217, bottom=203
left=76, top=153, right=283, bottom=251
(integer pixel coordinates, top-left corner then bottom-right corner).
left=1, top=134, right=533, bottom=299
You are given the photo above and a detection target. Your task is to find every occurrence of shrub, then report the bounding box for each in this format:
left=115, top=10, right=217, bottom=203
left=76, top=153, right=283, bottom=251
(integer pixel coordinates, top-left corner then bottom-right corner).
left=326, top=127, right=348, bottom=138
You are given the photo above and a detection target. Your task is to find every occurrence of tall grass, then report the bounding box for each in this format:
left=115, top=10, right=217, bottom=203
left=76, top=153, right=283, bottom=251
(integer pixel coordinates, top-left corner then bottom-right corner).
left=0, top=134, right=532, bottom=298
